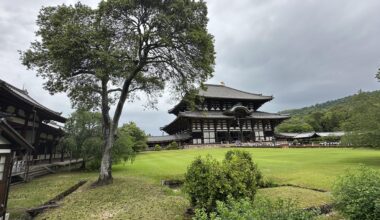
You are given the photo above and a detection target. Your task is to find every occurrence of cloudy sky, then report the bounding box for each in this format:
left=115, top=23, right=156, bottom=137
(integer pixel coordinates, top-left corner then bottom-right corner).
left=1, top=0, right=379, bottom=135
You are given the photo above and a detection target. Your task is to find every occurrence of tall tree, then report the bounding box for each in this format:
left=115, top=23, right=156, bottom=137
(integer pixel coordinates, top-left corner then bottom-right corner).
left=21, top=0, right=215, bottom=185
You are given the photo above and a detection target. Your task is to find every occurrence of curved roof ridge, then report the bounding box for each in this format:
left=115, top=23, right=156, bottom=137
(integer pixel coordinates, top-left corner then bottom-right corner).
left=0, top=79, right=66, bottom=122
left=203, top=84, right=273, bottom=99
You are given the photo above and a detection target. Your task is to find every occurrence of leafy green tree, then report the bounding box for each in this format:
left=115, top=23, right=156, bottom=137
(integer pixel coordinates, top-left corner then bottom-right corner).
left=61, top=110, right=145, bottom=170
left=118, top=122, right=147, bottom=152
left=276, top=117, right=314, bottom=133
left=60, top=110, right=103, bottom=164
left=21, top=0, right=215, bottom=185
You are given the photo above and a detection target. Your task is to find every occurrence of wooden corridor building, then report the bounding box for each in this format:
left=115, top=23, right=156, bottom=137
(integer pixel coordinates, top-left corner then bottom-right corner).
left=0, top=79, right=69, bottom=181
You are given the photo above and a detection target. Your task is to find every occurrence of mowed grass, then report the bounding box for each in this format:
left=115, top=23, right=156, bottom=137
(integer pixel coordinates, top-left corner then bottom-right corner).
left=8, top=148, right=380, bottom=219
left=116, top=147, right=380, bottom=190
left=8, top=172, right=94, bottom=219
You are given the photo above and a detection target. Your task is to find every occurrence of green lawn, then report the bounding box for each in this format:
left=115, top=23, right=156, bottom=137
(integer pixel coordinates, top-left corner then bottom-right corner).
left=8, top=148, right=380, bottom=219
left=116, top=147, right=380, bottom=190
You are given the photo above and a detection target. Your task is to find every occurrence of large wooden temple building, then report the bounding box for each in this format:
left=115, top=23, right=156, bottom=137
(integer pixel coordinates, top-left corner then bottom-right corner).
left=0, top=79, right=70, bottom=181
left=148, top=84, right=290, bottom=147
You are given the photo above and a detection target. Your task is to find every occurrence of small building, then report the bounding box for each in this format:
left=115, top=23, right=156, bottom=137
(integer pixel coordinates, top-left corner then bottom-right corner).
left=275, top=131, right=345, bottom=146
left=0, top=118, right=34, bottom=219
left=148, top=84, right=290, bottom=148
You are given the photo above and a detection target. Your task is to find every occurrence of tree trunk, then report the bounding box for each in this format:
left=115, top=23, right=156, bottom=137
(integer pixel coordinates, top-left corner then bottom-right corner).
left=96, top=126, right=114, bottom=185
left=95, top=79, right=115, bottom=186
left=95, top=76, right=134, bottom=186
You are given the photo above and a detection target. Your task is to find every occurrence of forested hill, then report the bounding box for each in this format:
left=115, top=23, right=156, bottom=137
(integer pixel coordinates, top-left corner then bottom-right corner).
left=276, top=90, right=380, bottom=133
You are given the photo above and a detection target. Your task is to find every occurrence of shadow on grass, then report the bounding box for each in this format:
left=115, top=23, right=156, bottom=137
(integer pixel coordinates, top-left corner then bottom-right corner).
left=340, top=156, right=380, bottom=167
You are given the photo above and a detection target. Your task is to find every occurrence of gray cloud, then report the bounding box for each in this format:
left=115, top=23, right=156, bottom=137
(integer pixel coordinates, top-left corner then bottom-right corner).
left=0, top=0, right=379, bottom=135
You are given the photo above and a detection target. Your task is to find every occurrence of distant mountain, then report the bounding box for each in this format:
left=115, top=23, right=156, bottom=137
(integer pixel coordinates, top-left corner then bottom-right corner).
left=276, top=90, right=380, bottom=133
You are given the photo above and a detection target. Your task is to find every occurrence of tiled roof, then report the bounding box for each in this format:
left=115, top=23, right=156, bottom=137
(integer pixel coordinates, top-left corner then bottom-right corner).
left=147, top=133, right=191, bottom=143
left=276, top=132, right=345, bottom=139
left=200, top=84, right=273, bottom=100
left=0, top=79, right=66, bottom=122
left=178, top=111, right=290, bottom=120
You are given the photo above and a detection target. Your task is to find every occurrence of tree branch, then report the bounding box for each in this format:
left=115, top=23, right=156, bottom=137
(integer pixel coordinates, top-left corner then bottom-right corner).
left=107, top=88, right=123, bottom=93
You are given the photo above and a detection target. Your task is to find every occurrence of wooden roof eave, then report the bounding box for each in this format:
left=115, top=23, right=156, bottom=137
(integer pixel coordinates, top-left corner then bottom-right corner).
left=0, top=81, right=67, bottom=123
left=0, top=118, right=34, bottom=151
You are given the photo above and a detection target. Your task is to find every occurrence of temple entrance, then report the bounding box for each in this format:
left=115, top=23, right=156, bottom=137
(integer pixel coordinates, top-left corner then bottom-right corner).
left=242, top=131, right=254, bottom=142
left=230, top=132, right=241, bottom=143
left=216, top=132, right=229, bottom=143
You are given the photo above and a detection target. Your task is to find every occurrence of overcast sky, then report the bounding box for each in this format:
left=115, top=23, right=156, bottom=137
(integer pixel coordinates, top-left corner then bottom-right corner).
left=1, top=0, right=379, bottom=135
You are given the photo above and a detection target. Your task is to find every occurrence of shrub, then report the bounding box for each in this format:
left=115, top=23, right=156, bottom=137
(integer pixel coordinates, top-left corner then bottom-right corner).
left=166, top=141, right=179, bottom=150
left=332, top=166, right=380, bottom=220
left=193, top=197, right=318, bottom=220
left=154, top=144, right=161, bottom=151
left=184, top=156, right=228, bottom=212
left=184, top=150, right=262, bottom=212
left=223, top=150, right=262, bottom=200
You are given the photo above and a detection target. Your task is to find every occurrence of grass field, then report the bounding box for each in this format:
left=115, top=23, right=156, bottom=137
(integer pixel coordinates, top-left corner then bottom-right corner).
left=116, top=147, right=380, bottom=190
left=8, top=147, right=380, bottom=219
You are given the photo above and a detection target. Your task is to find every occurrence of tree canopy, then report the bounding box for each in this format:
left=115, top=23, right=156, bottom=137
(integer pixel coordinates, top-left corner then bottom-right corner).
left=61, top=110, right=145, bottom=170
left=21, top=0, right=215, bottom=185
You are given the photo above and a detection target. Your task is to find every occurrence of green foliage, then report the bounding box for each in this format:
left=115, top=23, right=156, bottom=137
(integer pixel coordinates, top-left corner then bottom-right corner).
left=118, top=122, right=147, bottom=152
left=277, top=90, right=380, bottom=133
left=166, top=141, right=179, bottom=150
left=193, top=197, right=318, bottom=220
left=223, top=150, right=262, bottom=199
left=61, top=110, right=145, bottom=170
left=332, top=166, right=380, bottom=220
left=21, top=0, right=215, bottom=181
left=21, top=0, right=215, bottom=111
left=82, top=136, right=103, bottom=170
left=341, top=92, right=380, bottom=148
left=154, top=144, right=162, bottom=151
left=59, top=110, right=103, bottom=170
left=184, top=150, right=262, bottom=212
left=276, top=117, right=314, bottom=133
left=184, top=156, right=227, bottom=212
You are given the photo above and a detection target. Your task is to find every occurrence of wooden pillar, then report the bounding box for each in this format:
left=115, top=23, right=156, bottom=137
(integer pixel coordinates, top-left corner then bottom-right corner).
left=227, top=120, right=232, bottom=143
left=251, top=119, right=256, bottom=142
left=200, top=119, right=204, bottom=144
left=213, top=119, right=218, bottom=143
left=239, top=118, right=243, bottom=142
left=49, top=140, right=56, bottom=163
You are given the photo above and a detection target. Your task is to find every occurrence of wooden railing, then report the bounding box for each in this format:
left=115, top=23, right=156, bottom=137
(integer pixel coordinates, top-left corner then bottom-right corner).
left=12, top=160, right=26, bottom=174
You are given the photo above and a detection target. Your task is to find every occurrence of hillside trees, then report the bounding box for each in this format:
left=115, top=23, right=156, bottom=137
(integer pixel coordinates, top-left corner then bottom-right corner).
left=341, top=92, right=380, bottom=148
left=277, top=91, right=380, bottom=134
left=21, top=0, right=215, bottom=185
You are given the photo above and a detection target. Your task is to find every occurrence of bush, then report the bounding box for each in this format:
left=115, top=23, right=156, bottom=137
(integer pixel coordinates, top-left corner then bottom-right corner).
left=223, top=150, right=262, bottom=199
left=184, top=156, right=228, bottom=212
left=184, top=150, right=262, bottom=212
left=332, top=166, right=380, bottom=220
left=194, top=197, right=318, bottom=220
left=154, top=144, right=161, bottom=151
left=166, top=141, right=179, bottom=150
